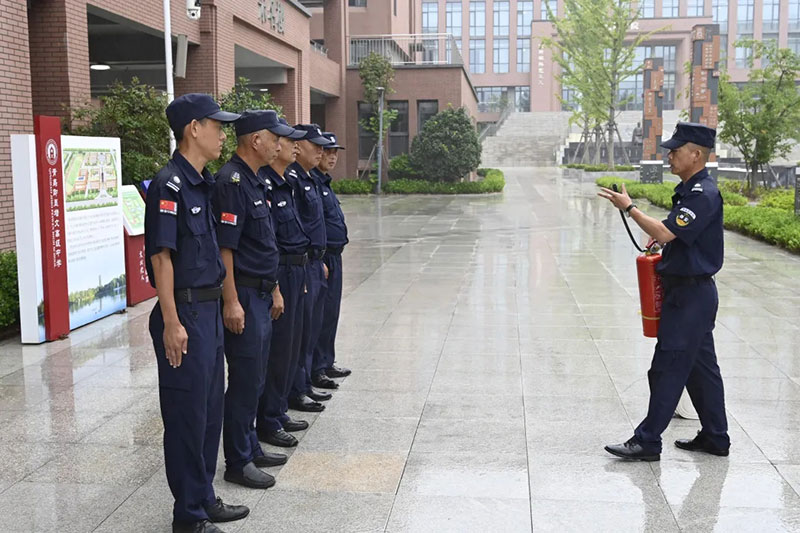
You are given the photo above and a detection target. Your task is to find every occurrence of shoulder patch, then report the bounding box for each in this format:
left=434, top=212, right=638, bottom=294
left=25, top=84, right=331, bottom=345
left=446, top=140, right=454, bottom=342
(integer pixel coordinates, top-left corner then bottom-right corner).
left=288, top=170, right=297, bottom=178
left=691, top=183, right=703, bottom=192
left=231, top=171, right=241, bottom=184
left=676, top=207, right=697, bottom=227
left=160, top=199, right=177, bottom=215
left=166, top=175, right=182, bottom=193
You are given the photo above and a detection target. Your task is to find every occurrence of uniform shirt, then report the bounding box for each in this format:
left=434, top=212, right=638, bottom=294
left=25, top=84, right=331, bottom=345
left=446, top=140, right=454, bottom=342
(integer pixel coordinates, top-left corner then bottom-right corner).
left=212, top=154, right=279, bottom=281
left=259, top=165, right=311, bottom=255
left=657, top=168, right=724, bottom=277
left=287, top=162, right=326, bottom=250
left=311, top=168, right=349, bottom=249
left=145, top=150, right=225, bottom=289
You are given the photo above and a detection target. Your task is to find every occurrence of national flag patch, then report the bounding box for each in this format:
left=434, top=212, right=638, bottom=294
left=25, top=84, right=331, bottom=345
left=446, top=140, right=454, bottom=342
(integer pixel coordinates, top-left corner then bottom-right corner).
left=159, top=199, right=177, bottom=215
left=220, top=212, right=238, bottom=226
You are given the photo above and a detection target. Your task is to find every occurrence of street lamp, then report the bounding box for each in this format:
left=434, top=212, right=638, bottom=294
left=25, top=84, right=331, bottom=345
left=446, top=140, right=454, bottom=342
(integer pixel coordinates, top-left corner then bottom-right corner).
left=163, top=0, right=176, bottom=152
left=376, top=86, right=385, bottom=194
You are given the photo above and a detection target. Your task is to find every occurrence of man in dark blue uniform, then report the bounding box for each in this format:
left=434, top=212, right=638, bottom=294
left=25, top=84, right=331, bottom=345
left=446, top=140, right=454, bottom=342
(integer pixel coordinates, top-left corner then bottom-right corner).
left=212, top=110, right=297, bottom=489
left=145, top=93, right=248, bottom=533
left=256, top=120, right=314, bottom=448
left=311, top=132, right=351, bottom=381
left=287, top=124, right=338, bottom=409
left=599, top=122, right=730, bottom=461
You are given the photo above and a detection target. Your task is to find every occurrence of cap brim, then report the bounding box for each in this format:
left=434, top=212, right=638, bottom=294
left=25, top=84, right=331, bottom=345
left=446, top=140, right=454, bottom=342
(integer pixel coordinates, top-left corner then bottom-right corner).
left=288, top=130, right=307, bottom=140
left=267, top=123, right=296, bottom=137
left=308, top=137, right=333, bottom=146
left=660, top=138, right=686, bottom=150
left=206, top=110, right=241, bottom=123
left=325, top=144, right=345, bottom=150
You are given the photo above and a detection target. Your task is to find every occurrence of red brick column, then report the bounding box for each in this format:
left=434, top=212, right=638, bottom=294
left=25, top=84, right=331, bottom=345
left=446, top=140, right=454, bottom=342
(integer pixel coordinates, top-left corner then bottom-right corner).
left=324, top=0, right=349, bottom=178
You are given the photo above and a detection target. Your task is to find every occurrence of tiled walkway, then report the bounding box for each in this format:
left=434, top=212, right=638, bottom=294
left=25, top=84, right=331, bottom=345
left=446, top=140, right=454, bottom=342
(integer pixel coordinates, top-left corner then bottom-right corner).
left=2, top=168, right=800, bottom=532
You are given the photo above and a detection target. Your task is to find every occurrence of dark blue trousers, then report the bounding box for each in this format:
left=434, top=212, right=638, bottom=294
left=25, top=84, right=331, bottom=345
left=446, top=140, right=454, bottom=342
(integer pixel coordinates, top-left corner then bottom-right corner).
left=634, top=280, right=729, bottom=453
left=150, top=300, right=224, bottom=524
left=291, top=258, right=327, bottom=397
left=313, top=252, right=342, bottom=375
left=222, top=285, right=272, bottom=473
left=257, top=263, right=306, bottom=433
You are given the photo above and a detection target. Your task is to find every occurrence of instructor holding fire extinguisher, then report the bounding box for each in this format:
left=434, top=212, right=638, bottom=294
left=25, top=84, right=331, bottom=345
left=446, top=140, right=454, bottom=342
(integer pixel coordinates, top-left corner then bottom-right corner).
left=597, top=122, right=730, bottom=462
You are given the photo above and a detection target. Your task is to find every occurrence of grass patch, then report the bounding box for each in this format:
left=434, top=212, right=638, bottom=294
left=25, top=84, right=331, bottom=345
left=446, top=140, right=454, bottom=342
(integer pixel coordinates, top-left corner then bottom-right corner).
left=565, top=163, right=636, bottom=172
left=596, top=176, right=747, bottom=208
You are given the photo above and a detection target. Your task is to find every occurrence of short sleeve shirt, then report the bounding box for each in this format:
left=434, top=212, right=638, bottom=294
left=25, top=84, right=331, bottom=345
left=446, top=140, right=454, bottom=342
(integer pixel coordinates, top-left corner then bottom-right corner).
left=212, top=154, right=279, bottom=281
left=259, top=166, right=311, bottom=255
left=657, top=169, right=724, bottom=277
left=287, top=162, right=326, bottom=250
left=311, top=168, right=349, bottom=249
left=144, top=151, right=225, bottom=289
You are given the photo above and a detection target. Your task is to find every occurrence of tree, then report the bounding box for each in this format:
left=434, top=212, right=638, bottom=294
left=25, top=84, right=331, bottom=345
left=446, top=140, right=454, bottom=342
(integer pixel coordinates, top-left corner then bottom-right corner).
left=718, top=39, right=800, bottom=193
left=409, top=107, right=481, bottom=182
left=66, top=78, right=171, bottom=185
left=358, top=52, right=398, bottom=166
left=543, top=0, right=660, bottom=168
left=208, top=77, right=282, bottom=174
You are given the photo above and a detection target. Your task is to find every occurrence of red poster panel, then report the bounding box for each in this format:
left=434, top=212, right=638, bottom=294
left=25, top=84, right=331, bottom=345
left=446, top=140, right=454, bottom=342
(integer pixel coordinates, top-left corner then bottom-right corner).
left=33, top=116, right=70, bottom=340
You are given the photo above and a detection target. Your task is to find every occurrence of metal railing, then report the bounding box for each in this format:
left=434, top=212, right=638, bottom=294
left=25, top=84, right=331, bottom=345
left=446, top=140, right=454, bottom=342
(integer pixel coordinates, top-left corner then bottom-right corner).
left=349, top=33, right=464, bottom=67
left=311, top=41, right=328, bottom=57
left=478, top=104, right=514, bottom=143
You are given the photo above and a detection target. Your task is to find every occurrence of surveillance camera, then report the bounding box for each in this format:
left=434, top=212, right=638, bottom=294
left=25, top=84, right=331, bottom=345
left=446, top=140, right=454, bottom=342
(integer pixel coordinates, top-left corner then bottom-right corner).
left=186, top=0, right=201, bottom=20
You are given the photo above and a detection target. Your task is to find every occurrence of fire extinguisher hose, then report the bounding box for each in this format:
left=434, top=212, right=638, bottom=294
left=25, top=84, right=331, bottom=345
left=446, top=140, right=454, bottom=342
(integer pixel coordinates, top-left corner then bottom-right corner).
left=612, top=184, right=645, bottom=253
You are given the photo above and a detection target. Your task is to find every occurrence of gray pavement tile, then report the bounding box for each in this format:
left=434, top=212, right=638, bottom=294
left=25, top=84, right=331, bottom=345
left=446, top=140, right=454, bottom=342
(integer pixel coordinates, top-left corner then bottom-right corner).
left=441, top=336, right=520, bottom=356
left=80, top=411, right=164, bottom=447
left=520, top=339, right=600, bottom=356
left=25, top=444, right=163, bottom=486
left=530, top=499, right=679, bottom=532
left=522, top=374, right=618, bottom=399
left=521, top=354, right=610, bottom=376
left=412, top=417, right=527, bottom=454
left=322, top=390, right=427, bottom=419
left=386, top=493, right=531, bottom=533
left=336, top=369, right=435, bottom=393
left=523, top=396, right=631, bottom=426
left=298, top=417, right=419, bottom=453
left=429, top=371, right=523, bottom=395
left=0, top=408, right=111, bottom=444
left=670, top=504, right=800, bottom=533
left=273, top=451, right=406, bottom=494
left=421, top=392, right=524, bottom=420
left=435, top=352, right=522, bottom=374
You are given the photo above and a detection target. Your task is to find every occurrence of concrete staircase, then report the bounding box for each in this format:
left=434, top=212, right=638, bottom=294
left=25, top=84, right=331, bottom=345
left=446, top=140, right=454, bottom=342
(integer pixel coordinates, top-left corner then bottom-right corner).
left=481, top=112, right=572, bottom=167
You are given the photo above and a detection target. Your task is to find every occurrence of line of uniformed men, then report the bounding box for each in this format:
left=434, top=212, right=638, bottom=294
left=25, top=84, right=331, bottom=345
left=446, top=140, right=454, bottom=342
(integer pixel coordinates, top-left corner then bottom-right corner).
left=144, top=93, right=351, bottom=533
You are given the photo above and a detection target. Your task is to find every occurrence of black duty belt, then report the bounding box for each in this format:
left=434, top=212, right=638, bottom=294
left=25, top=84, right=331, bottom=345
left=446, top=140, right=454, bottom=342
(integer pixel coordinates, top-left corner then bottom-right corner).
left=660, top=275, right=714, bottom=288
left=326, top=246, right=344, bottom=255
left=236, top=274, right=278, bottom=293
left=308, top=248, right=326, bottom=261
left=279, top=252, right=308, bottom=266
left=174, top=285, right=223, bottom=304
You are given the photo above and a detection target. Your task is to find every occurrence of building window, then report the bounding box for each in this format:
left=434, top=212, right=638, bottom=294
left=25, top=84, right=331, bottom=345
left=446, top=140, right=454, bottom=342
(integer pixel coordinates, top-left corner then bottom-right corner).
left=517, top=38, right=531, bottom=73
left=763, top=0, right=780, bottom=34
left=493, top=38, right=509, bottom=73
left=388, top=101, right=409, bottom=157
left=737, top=0, right=754, bottom=34
left=688, top=0, right=704, bottom=16
left=514, top=87, right=530, bottom=112
left=469, top=39, right=485, bottom=73
left=736, top=38, right=752, bottom=68
left=662, top=0, right=678, bottom=17
left=417, top=100, right=439, bottom=132
left=470, top=1, right=485, bottom=37
left=720, top=34, right=728, bottom=61
left=446, top=1, right=462, bottom=37
left=616, top=45, right=678, bottom=111
left=789, top=36, right=800, bottom=55
left=712, top=0, right=728, bottom=31
left=349, top=0, right=366, bottom=6
left=494, top=1, right=510, bottom=36
left=476, top=86, right=505, bottom=113
left=517, top=1, right=533, bottom=36
left=422, top=2, right=438, bottom=33
left=640, top=0, right=654, bottom=18
left=561, top=86, right=579, bottom=111
left=541, top=0, right=557, bottom=19
left=357, top=102, right=376, bottom=160
left=791, top=0, right=800, bottom=32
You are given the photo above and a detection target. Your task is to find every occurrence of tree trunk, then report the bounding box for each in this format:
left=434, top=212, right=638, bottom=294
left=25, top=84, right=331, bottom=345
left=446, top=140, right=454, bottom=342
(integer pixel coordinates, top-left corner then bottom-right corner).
left=748, top=162, right=758, bottom=195
left=614, top=123, right=631, bottom=166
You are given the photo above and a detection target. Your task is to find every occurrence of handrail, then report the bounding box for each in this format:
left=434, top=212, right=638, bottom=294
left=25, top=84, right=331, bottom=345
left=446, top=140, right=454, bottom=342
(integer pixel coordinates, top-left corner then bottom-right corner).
left=478, top=104, right=514, bottom=143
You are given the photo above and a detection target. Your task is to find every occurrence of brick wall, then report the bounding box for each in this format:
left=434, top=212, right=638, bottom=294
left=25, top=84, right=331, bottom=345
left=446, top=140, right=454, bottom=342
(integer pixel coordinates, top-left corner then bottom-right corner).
left=0, top=0, right=34, bottom=250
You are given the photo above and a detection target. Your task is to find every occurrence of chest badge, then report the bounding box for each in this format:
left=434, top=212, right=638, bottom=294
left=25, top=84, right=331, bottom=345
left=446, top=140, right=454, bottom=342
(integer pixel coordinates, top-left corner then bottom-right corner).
left=304, top=186, right=311, bottom=191
left=254, top=200, right=263, bottom=206
left=323, top=191, right=329, bottom=196
left=231, top=172, right=241, bottom=184
left=191, top=206, right=201, bottom=215
left=277, top=200, right=287, bottom=208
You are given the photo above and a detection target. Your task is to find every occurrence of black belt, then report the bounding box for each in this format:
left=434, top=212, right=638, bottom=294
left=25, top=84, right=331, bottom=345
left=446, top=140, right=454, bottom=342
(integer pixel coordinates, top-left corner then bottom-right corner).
left=308, top=248, right=326, bottom=260
left=326, top=246, right=344, bottom=255
left=279, top=253, right=308, bottom=266
left=236, top=274, right=278, bottom=293
left=174, top=285, right=222, bottom=304
left=660, top=275, right=714, bottom=288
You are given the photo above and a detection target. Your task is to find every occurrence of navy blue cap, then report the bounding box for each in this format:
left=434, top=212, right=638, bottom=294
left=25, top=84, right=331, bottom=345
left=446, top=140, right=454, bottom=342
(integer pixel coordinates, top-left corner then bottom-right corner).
left=278, top=117, right=307, bottom=140
left=322, top=132, right=345, bottom=150
left=166, top=93, right=240, bottom=133
left=235, top=110, right=296, bottom=137
left=661, top=122, right=716, bottom=150
left=293, top=124, right=333, bottom=146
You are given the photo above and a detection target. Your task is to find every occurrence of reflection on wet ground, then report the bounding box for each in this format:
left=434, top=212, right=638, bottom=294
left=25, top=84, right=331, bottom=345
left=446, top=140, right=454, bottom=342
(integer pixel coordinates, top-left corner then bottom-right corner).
left=1, top=168, right=800, bottom=531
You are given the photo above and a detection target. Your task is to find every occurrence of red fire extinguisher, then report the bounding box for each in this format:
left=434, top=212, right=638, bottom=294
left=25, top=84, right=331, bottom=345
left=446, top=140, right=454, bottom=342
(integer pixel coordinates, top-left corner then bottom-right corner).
left=611, top=185, right=663, bottom=338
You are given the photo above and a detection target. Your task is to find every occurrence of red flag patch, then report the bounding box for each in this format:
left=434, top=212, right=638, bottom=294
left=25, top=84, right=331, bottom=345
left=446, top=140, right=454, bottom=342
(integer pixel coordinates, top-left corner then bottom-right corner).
left=220, top=212, right=238, bottom=226
left=159, top=199, right=177, bottom=215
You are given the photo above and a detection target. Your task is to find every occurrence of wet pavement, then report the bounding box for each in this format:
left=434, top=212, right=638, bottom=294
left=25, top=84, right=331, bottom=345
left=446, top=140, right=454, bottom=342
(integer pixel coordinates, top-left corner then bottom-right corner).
left=2, top=167, right=800, bottom=532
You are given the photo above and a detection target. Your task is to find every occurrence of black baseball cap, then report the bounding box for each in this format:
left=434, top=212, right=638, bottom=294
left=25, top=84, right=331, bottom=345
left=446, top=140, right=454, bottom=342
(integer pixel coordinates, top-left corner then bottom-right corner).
left=166, top=93, right=240, bottom=133
left=278, top=117, right=308, bottom=140
left=235, top=110, right=296, bottom=137
left=292, top=124, right=333, bottom=146
left=322, top=132, right=345, bottom=150
left=661, top=122, right=716, bottom=150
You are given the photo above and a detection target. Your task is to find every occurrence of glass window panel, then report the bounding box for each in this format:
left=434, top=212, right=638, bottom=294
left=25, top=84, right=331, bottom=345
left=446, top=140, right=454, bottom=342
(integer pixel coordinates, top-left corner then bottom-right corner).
left=517, top=1, right=533, bottom=36
left=494, top=1, right=509, bottom=36
left=541, top=0, right=557, bottom=19
left=357, top=102, right=376, bottom=160
left=662, top=0, right=678, bottom=17
left=688, top=0, right=704, bottom=16
left=493, top=38, right=509, bottom=73
left=712, top=0, right=728, bottom=33
left=763, top=0, right=780, bottom=33
left=517, top=38, right=531, bottom=73
left=791, top=0, right=800, bottom=32
left=388, top=101, right=409, bottom=157
left=446, top=2, right=462, bottom=37
left=418, top=100, right=439, bottom=132
left=470, top=1, right=485, bottom=37
left=469, top=39, right=485, bottom=73
left=738, top=0, right=754, bottom=34
left=422, top=2, right=438, bottom=33
left=640, top=0, right=654, bottom=18
left=514, top=87, right=530, bottom=112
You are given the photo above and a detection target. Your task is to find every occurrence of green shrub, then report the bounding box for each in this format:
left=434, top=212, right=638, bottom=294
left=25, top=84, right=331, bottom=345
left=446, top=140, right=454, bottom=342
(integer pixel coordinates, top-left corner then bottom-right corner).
left=724, top=206, right=800, bottom=252
left=409, top=107, right=481, bottom=182
left=331, top=179, right=373, bottom=195
left=759, top=189, right=794, bottom=211
left=0, top=251, right=19, bottom=328
left=388, top=154, right=420, bottom=180
left=596, top=176, right=747, bottom=208
left=384, top=169, right=505, bottom=194
left=477, top=167, right=499, bottom=177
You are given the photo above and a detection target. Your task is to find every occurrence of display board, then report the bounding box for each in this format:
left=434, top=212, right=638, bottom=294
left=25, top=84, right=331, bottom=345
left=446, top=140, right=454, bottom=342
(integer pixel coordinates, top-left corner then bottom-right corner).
left=121, top=185, right=146, bottom=236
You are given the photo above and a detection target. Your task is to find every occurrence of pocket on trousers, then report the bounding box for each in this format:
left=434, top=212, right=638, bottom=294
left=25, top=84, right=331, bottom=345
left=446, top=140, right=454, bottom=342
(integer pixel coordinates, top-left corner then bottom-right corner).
left=158, top=365, right=193, bottom=392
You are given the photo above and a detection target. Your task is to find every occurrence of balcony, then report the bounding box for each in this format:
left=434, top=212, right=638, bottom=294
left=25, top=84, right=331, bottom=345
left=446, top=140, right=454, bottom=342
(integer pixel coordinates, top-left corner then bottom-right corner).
left=349, top=34, right=465, bottom=67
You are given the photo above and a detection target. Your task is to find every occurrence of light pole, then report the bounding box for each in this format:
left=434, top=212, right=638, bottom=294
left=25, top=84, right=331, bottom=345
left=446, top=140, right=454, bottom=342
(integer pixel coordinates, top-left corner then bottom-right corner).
left=163, top=0, right=176, bottom=152
left=376, top=86, right=385, bottom=194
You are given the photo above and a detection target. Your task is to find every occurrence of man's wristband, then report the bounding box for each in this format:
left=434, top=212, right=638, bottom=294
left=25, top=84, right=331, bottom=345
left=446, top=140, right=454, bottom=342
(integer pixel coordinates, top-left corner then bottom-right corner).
left=625, top=203, right=637, bottom=217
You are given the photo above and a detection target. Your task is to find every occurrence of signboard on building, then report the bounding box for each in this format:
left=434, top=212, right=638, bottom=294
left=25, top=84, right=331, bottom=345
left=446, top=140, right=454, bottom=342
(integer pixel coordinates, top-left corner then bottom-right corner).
left=11, top=125, right=126, bottom=343
left=259, top=0, right=285, bottom=33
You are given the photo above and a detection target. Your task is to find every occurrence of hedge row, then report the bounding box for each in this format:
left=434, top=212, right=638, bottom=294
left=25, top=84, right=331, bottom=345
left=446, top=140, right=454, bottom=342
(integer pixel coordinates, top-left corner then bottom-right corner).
left=596, top=177, right=800, bottom=252
left=331, top=169, right=506, bottom=195
left=330, top=179, right=373, bottom=195
left=0, top=251, right=19, bottom=328
left=565, top=163, right=636, bottom=172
